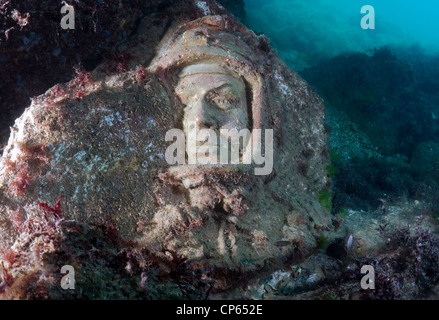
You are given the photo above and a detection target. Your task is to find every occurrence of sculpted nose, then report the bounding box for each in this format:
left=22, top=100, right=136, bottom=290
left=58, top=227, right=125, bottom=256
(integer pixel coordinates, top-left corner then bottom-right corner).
left=191, top=99, right=216, bottom=129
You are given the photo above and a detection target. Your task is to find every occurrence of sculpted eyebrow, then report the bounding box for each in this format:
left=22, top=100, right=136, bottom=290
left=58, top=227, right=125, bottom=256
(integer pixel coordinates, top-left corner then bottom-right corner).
left=211, top=83, right=240, bottom=95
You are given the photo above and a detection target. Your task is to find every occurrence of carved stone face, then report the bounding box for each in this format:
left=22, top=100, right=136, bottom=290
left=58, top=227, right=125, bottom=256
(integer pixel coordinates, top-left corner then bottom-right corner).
left=171, top=63, right=252, bottom=211
left=175, top=63, right=249, bottom=158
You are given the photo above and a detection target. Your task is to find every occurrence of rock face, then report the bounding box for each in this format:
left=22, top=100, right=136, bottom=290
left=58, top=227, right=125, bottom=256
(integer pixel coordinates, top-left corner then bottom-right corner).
left=0, top=0, right=333, bottom=295
left=0, top=0, right=173, bottom=147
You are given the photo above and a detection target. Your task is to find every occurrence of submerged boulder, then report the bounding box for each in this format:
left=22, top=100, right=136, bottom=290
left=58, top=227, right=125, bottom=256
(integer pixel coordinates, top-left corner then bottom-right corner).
left=0, top=0, right=334, bottom=295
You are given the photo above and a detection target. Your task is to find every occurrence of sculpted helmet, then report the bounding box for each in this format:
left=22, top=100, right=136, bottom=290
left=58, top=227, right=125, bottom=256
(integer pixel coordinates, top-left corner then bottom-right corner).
left=149, top=15, right=275, bottom=135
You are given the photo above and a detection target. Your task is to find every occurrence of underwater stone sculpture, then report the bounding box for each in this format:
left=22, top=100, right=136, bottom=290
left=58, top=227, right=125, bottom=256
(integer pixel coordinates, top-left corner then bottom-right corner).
left=0, top=0, right=336, bottom=294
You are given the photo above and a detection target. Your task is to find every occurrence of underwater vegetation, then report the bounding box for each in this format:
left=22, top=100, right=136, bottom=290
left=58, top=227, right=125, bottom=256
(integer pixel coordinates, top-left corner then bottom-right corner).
left=1, top=0, right=439, bottom=301
left=302, top=47, right=434, bottom=156
left=0, top=0, right=159, bottom=147
left=239, top=207, right=439, bottom=300
left=0, top=198, right=216, bottom=299
left=355, top=216, right=439, bottom=300
left=301, top=46, right=439, bottom=211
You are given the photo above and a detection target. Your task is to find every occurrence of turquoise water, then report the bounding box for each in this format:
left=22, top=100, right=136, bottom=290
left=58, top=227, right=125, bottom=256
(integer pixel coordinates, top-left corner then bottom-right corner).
left=244, top=0, right=439, bottom=70
left=245, top=0, right=439, bottom=212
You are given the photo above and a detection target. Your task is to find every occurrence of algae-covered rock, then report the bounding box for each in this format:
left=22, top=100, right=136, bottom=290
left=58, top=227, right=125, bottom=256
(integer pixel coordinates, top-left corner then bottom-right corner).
left=0, top=0, right=174, bottom=147
left=0, top=0, right=334, bottom=295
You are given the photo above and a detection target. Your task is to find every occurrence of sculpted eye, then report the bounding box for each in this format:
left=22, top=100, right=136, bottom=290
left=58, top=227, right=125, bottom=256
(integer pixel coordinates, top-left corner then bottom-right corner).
left=206, top=91, right=239, bottom=110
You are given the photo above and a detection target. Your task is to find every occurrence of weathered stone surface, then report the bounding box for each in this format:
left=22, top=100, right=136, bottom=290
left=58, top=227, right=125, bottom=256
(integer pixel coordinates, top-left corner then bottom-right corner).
left=0, top=0, right=173, bottom=147
left=0, top=0, right=333, bottom=294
